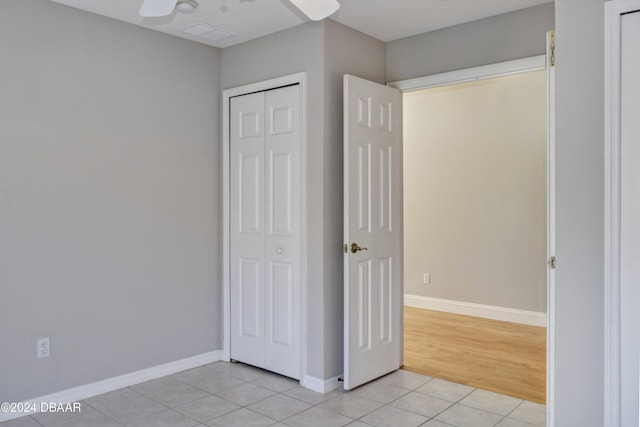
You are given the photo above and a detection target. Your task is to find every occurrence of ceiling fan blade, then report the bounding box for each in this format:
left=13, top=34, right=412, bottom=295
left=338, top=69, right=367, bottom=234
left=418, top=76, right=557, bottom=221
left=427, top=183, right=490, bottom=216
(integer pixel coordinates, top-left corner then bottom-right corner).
left=288, top=0, right=340, bottom=21
left=139, top=0, right=179, bottom=17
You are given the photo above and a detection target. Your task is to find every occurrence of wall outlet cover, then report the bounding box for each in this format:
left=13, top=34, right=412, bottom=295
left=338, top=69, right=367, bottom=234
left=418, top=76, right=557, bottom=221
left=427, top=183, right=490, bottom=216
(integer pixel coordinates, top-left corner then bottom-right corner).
left=37, top=338, right=50, bottom=359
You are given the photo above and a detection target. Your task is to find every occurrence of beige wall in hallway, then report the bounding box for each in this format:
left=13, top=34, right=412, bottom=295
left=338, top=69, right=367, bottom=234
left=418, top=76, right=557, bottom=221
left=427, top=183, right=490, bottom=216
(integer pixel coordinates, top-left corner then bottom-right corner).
left=403, top=70, right=547, bottom=312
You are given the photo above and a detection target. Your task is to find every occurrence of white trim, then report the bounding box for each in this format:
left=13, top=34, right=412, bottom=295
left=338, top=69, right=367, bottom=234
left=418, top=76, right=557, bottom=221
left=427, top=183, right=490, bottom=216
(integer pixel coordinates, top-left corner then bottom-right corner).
left=300, top=76, right=309, bottom=394
left=0, top=351, right=221, bottom=423
left=388, top=55, right=546, bottom=92
left=404, top=295, right=547, bottom=327
left=604, top=1, right=640, bottom=425
left=221, top=73, right=307, bottom=381
left=301, top=374, right=343, bottom=394
left=222, top=85, right=230, bottom=363
left=545, top=29, right=556, bottom=427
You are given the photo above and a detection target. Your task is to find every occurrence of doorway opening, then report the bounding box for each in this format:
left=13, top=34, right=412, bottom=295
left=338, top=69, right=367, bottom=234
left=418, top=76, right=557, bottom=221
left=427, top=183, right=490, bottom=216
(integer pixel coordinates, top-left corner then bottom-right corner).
left=392, top=55, right=552, bottom=406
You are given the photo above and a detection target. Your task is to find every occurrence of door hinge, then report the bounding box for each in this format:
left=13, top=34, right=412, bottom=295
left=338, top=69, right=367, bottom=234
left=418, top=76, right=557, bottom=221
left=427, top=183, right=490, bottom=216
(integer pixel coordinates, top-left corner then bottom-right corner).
left=549, top=256, right=556, bottom=269
left=550, top=30, right=556, bottom=67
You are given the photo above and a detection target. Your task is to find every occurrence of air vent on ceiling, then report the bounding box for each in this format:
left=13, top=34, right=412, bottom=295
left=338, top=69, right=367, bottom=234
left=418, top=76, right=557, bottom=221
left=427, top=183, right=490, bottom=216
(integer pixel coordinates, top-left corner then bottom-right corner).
left=182, top=24, right=235, bottom=42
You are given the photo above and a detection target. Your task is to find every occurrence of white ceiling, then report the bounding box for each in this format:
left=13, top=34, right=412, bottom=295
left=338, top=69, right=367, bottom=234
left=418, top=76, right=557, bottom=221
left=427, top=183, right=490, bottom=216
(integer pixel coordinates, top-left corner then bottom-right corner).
left=48, top=0, right=553, bottom=49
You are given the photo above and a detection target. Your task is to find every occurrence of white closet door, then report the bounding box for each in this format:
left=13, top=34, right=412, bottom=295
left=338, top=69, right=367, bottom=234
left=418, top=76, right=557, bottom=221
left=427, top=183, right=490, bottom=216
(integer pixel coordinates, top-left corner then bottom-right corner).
left=620, top=10, right=640, bottom=426
left=264, top=85, right=302, bottom=379
left=230, top=92, right=267, bottom=369
left=230, top=85, right=301, bottom=380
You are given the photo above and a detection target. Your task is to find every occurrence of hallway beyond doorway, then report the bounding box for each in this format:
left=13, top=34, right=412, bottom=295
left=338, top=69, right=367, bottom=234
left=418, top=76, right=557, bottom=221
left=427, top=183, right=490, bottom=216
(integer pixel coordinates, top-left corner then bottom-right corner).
left=404, top=307, right=546, bottom=404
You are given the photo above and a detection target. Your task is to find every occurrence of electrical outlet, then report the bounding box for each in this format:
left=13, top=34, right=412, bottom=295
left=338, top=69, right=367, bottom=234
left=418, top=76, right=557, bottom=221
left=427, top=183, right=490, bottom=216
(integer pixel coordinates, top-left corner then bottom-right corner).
left=37, top=338, right=50, bottom=359
left=423, top=273, right=431, bottom=284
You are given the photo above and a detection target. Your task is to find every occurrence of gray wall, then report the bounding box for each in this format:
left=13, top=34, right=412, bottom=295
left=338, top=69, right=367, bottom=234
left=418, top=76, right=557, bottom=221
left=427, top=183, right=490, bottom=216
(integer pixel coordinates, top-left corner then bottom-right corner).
left=386, top=3, right=555, bottom=82
left=323, top=20, right=386, bottom=378
left=0, top=1, right=612, bottom=421
left=0, top=0, right=221, bottom=403
left=554, top=0, right=605, bottom=424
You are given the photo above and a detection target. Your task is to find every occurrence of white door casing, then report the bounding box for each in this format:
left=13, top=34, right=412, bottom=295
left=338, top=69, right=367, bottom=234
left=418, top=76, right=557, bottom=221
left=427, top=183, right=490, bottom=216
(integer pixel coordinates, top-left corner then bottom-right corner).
left=605, top=3, right=640, bottom=425
left=343, top=74, right=402, bottom=390
left=229, top=84, right=302, bottom=380
left=620, top=10, right=640, bottom=427
left=545, top=30, right=556, bottom=427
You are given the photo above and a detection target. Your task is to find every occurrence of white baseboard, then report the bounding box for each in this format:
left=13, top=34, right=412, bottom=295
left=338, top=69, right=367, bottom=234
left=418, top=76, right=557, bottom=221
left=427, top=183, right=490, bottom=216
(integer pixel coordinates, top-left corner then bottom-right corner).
left=404, top=294, right=547, bottom=327
left=302, top=373, right=343, bottom=394
left=0, top=350, right=222, bottom=423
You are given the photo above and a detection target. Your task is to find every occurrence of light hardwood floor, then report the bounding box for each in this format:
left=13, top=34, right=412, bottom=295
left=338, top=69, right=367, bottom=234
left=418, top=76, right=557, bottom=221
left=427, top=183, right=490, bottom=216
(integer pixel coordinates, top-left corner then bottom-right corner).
left=403, top=306, right=546, bottom=404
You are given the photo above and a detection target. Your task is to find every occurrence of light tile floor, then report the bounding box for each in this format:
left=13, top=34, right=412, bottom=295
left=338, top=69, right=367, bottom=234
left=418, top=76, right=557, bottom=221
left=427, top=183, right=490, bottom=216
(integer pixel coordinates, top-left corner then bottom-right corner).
left=1, top=362, right=546, bottom=427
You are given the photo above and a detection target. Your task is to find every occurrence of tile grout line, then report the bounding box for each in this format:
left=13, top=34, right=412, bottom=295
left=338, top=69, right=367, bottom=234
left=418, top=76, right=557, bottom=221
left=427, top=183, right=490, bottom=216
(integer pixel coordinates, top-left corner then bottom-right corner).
left=79, top=399, right=129, bottom=427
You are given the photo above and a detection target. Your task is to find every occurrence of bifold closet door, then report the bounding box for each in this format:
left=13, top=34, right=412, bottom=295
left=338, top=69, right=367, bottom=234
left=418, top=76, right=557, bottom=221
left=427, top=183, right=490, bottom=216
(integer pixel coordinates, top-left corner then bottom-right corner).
left=229, top=85, right=301, bottom=380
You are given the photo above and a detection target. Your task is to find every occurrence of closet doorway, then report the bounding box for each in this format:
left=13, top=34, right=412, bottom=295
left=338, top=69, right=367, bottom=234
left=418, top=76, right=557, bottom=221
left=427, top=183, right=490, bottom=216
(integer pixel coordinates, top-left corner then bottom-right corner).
left=223, top=74, right=306, bottom=381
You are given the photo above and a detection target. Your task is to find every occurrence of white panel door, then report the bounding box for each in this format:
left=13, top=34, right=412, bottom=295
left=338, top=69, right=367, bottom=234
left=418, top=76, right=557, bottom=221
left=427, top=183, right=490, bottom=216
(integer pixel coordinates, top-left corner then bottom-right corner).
left=264, top=86, right=302, bottom=379
left=343, top=74, right=402, bottom=390
left=230, top=85, right=301, bottom=380
left=230, top=92, right=266, bottom=369
left=620, top=10, right=640, bottom=426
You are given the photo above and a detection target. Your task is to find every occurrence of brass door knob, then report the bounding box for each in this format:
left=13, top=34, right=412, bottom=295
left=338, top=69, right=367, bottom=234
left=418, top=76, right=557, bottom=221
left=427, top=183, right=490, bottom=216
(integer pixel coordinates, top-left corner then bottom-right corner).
left=350, top=243, right=368, bottom=254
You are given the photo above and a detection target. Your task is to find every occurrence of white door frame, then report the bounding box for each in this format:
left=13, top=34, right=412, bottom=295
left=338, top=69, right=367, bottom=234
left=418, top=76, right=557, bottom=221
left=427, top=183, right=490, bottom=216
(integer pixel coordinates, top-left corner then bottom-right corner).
left=388, top=54, right=555, bottom=426
left=544, top=32, right=556, bottom=427
left=604, top=1, right=640, bottom=425
left=222, top=73, right=308, bottom=382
